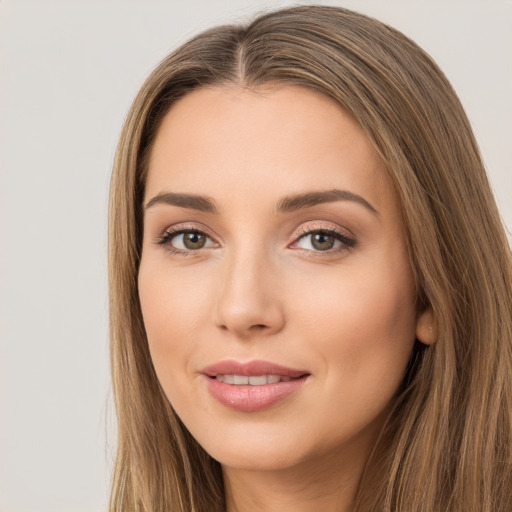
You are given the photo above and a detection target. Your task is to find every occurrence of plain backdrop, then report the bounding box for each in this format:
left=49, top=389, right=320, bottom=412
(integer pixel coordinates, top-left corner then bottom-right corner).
left=0, top=1, right=510, bottom=511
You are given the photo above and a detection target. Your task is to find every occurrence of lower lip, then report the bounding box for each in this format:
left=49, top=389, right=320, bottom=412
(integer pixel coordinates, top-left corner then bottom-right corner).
left=204, top=376, right=308, bottom=412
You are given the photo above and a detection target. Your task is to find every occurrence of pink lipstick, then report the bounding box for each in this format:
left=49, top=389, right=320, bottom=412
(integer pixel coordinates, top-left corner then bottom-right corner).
left=201, top=360, right=310, bottom=412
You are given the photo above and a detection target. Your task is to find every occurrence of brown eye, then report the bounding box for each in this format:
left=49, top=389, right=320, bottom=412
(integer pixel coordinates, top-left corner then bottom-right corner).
left=182, top=232, right=207, bottom=250
left=311, top=232, right=336, bottom=251
left=157, top=229, right=216, bottom=253
left=293, top=228, right=356, bottom=254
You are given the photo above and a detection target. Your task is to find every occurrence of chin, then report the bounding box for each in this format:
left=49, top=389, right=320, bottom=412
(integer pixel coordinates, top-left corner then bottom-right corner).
left=214, top=446, right=305, bottom=472
left=198, top=427, right=331, bottom=473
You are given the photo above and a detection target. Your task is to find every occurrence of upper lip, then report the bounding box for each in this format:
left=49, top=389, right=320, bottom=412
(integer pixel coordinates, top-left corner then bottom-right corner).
left=201, top=359, right=309, bottom=378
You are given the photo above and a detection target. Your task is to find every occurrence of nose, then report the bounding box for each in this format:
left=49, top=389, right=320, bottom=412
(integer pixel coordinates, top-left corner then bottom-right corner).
left=213, top=247, right=285, bottom=340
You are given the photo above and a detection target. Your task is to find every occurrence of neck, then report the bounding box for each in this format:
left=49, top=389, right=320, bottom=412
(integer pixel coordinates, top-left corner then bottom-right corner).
left=221, top=401, right=392, bottom=512
left=223, top=441, right=371, bottom=512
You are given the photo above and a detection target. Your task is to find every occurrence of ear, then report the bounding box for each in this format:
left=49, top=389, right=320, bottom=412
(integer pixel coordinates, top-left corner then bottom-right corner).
left=416, top=309, right=438, bottom=345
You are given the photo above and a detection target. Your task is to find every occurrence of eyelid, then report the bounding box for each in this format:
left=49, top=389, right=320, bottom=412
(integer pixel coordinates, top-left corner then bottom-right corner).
left=154, top=221, right=356, bottom=256
left=291, top=222, right=355, bottom=241
left=289, top=223, right=356, bottom=254
left=154, top=224, right=219, bottom=253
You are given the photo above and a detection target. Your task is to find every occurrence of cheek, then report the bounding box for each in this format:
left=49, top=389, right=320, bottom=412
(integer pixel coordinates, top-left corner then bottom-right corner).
left=137, top=259, right=213, bottom=386
left=295, top=257, right=417, bottom=396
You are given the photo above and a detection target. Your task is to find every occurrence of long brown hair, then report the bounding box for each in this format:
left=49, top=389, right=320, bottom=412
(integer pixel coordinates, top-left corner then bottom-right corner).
left=108, top=5, right=512, bottom=511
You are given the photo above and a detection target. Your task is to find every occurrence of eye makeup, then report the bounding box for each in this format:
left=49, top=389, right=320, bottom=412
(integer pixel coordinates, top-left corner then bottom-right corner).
left=154, top=222, right=357, bottom=258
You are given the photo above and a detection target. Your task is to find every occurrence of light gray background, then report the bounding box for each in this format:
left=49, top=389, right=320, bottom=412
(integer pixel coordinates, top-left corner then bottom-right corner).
left=1, top=1, right=510, bottom=511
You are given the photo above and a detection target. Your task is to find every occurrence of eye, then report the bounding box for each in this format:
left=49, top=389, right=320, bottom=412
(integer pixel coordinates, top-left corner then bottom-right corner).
left=292, top=227, right=356, bottom=254
left=156, top=227, right=217, bottom=254
left=155, top=225, right=355, bottom=257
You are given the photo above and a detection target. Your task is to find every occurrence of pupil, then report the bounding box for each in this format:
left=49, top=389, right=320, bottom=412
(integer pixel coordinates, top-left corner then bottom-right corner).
left=184, top=232, right=206, bottom=249
left=312, top=233, right=334, bottom=250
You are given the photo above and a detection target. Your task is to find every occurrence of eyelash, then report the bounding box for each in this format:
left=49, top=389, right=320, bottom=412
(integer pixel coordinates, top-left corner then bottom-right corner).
left=155, top=224, right=356, bottom=257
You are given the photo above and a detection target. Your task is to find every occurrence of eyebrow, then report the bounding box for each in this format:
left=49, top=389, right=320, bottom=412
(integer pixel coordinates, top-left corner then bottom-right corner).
left=145, top=189, right=378, bottom=216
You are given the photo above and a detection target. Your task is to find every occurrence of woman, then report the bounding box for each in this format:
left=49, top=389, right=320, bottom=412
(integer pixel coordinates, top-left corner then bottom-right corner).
left=108, top=5, right=512, bottom=511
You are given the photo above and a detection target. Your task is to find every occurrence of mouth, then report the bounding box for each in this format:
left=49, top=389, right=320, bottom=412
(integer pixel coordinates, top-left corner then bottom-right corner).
left=211, top=374, right=300, bottom=385
left=201, top=360, right=310, bottom=412
left=202, top=359, right=309, bottom=379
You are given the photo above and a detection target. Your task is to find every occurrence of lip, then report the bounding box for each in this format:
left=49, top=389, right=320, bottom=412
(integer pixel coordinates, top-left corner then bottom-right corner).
left=201, top=359, right=310, bottom=412
left=202, top=359, right=308, bottom=378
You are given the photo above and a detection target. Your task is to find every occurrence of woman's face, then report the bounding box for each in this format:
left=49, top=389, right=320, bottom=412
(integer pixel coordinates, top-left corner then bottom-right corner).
left=139, top=85, right=425, bottom=472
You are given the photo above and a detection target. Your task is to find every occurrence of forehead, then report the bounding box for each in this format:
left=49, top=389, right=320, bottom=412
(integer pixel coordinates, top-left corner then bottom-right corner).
left=145, top=84, right=396, bottom=218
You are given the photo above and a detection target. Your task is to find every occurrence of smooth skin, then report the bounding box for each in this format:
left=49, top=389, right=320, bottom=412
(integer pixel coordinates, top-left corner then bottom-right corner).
left=138, top=85, right=435, bottom=512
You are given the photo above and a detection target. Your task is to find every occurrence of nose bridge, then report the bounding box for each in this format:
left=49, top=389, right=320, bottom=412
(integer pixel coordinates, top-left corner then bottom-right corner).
left=213, top=238, right=284, bottom=338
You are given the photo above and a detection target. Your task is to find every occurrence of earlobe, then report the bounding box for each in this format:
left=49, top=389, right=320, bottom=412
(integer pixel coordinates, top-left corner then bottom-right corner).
left=416, top=309, right=438, bottom=345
